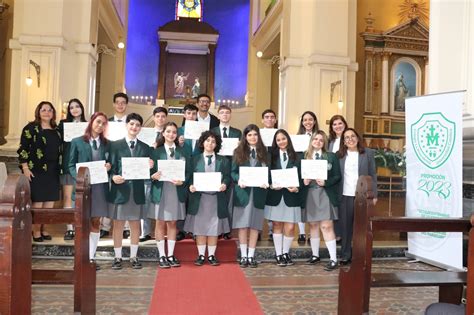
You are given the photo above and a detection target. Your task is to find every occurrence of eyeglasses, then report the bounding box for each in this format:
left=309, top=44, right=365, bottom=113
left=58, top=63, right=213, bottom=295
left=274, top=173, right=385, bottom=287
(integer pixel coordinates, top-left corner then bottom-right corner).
left=199, top=100, right=210, bottom=104
left=344, top=135, right=357, bottom=141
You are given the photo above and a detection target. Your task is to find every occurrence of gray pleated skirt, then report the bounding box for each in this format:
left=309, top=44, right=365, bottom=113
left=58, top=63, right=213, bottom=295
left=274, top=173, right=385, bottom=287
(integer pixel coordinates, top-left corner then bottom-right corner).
left=109, top=186, right=144, bottom=220
left=264, top=197, right=301, bottom=223
left=61, top=173, right=74, bottom=185
left=148, top=182, right=186, bottom=221
left=232, top=189, right=265, bottom=231
left=302, top=187, right=338, bottom=222
left=91, top=184, right=108, bottom=218
left=184, top=193, right=230, bottom=236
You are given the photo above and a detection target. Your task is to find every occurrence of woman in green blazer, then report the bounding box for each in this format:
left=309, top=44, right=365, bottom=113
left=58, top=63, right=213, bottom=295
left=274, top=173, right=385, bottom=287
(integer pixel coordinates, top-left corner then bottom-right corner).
left=109, top=113, right=152, bottom=270
left=148, top=122, right=188, bottom=269
left=301, top=130, right=341, bottom=271
left=265, top=129, right=302, bottom=267
left=232, top=124, right=269, bottom=268
left=185, top=131, right=231, bottom=266
left=68, top=112, right=110, bottom=268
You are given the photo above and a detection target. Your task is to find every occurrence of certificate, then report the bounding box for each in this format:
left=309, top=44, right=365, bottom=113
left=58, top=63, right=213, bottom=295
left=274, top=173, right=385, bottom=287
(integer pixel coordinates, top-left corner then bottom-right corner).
left=239, top=166, right=268, bottom=187
left=301, top=159, right=328, bottom=180
left=260, top=128, right=278, bottom=147
left=63, top=122, right=88, bottom=142
left=184, top=120, right=210, bottom=140
left=271, top=167, right=300, bottom=188
left=138, top=127, right=158, bottom=147
left=157, top=160, right=185, bottom=182
left=194, top=172, right=221, bottom=192
left=290, top=134, right=311, bottom=152
left=107, top=122, right=127, bottom=141
left=76, top=160, right=108, bottom=184
left=121, top=157, right=150, bottom=180
left=218, top=138, right=239, bottom=156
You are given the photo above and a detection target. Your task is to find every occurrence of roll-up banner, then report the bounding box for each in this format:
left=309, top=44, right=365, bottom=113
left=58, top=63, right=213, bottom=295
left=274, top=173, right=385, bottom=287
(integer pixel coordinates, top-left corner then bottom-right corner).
left=405, top=91, right=464, bottom=270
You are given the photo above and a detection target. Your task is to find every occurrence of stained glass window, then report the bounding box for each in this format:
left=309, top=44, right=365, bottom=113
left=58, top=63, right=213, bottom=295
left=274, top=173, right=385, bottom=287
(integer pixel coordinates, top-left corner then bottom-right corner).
left=176, top=0, right=203, bottom=21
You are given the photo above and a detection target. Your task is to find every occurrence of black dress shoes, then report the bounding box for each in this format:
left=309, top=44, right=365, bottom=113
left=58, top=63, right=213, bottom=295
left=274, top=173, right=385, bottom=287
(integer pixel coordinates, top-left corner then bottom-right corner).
left=99, top=229, right=109, bottom=238
left=306, top=256, right=321, bottom=265
left=239, top=257, right=248, bottom=268
left=167, top=255, right=181, bottom=267
left=176, top=231, right=186, bottom=241
left=297, top=234, right=306, bottom=245
left=208, top=255, right=220, bottom=266
left=324, top=260, right=338, bottom=271
left=139, top=235, right=152, bottom=242
left=194, top=255, right=206, bottom=266
left=158, top=256, right=171, bottom=269
left=275, top=255, right=287, bottom=267
left=32, top=235, right=43, bottom=242
left=112, top=258, right=122, bottom=270
left=64, top=230, right=75, bottom=241
left=41, top=233, right=52, bottom=241
left=268, top=234, right=273, bottom=242
left=247, top=257, right=258, bottom=268
left=130, top=257, right=143, bottom=269
left=223, top=233, right=232, bottom=240
left=283, top=253, right=294, bottom=266
left=123, top=230, right=130, bottom=239
left=339, top=259, right=352, bottom=266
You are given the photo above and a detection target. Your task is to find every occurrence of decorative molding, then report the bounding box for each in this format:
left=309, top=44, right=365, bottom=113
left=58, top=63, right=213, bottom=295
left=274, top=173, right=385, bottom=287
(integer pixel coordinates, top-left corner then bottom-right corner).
left=75, top=43, right=99, bottom=61
left=13, top=35, right=68, bottom=49
left=308, top=53, right=351, bottom=66
left=158, top=31, right=219, bottom=44
left=279, top=57, right=304, bottom=71
left=251, top=0, right=283, bottom=54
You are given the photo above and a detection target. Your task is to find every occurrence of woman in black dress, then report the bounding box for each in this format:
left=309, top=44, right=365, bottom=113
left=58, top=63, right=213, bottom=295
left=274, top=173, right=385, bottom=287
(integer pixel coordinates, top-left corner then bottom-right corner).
left=18, top=101, right=62, bottom=242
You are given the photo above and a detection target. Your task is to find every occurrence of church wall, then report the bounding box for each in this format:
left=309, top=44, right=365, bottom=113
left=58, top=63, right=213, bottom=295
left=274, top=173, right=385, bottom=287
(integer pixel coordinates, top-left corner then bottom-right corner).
left=0, top=0, right=13, bottom=144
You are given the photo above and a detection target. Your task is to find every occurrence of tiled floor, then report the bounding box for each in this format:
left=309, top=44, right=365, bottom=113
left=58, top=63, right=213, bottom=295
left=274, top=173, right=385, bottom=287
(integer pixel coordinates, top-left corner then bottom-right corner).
left=31, top=258, right=441, bottom=314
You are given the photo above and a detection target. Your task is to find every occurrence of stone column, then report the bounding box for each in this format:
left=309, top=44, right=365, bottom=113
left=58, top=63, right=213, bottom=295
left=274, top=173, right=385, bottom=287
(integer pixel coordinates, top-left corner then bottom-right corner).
left=381, top=52, right=390, bottom=114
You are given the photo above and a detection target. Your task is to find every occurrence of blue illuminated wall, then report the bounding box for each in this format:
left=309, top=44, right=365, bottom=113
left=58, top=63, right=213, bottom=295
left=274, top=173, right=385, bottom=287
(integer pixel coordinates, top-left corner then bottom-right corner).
left=125, top=0, right=250, bottom=104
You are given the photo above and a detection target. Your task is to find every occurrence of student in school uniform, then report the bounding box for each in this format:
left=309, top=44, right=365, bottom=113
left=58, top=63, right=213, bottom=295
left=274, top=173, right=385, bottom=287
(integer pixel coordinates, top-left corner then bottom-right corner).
left=265, top=129, right=302, bottom=267
left=149, top=122, right=188, bottom=269
left=296, top=110, right=320, bottom=245
left=68, top=112, right=111, bottom=270
left=108, top=113, right=152, bottom=270
left=58, top=98, right=87, bottom=241
left=211, top=104, right=242, bottom=239
left=232, top=124, right=269, bottom=268
left=140, top=107, right=169, bottom=243
left=185, top=131, right=230, bottom=266
left=178, top=103, right=202, bottom=158
left=337, top=128, right=377, bottom=265
left=302, top=130, right=341, bottom=271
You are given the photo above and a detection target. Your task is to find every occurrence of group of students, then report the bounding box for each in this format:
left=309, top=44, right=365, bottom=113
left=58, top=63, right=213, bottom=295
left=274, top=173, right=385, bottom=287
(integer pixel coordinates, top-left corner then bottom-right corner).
left=18, top=92, right=377, bottom=271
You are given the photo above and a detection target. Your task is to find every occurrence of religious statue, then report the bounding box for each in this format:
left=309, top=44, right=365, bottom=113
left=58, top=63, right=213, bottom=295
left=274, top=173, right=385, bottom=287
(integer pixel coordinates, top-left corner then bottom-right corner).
left=394, top=74, right=409, bottom=111
left=192, top=77, right=200, bottom=98
left=174, top=72, right=190, bottom=97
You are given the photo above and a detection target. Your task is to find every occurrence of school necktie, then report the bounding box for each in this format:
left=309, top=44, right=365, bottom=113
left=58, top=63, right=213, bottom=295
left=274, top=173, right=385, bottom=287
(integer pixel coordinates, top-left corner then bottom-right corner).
left=206, top=155, right=213, bottom=166
left=169, top=147, right=175, bottom=158
left=283, top=152, right=287, bottom=162
left=117, top=119, right=122, bottom=122
left=130, top=141, right=135, bottom=149
left=315, top=152, right=320, bottom=160
left=251, top=148, right=256, bottom=159
left=92, top=139, right=98, bottom=150
left=223, top=127, right=228, bottom=138
left=155, top=131, right=161, bottom=143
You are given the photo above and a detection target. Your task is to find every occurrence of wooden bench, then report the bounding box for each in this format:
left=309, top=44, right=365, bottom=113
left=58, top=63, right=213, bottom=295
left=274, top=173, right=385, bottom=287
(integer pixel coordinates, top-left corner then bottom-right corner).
left=0, top=167, right=96, bottom=315
left=338, top=175, right=473, bottom=315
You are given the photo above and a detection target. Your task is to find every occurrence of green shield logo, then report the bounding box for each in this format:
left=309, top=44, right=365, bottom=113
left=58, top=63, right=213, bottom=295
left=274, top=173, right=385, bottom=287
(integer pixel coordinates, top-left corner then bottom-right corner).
left=411, top=112, right=456, bottom=169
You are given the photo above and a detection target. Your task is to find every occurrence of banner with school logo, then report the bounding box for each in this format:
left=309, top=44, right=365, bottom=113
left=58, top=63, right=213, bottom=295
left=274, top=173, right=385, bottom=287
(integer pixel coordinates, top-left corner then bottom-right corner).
left=405, top=91, right=464, bottom=270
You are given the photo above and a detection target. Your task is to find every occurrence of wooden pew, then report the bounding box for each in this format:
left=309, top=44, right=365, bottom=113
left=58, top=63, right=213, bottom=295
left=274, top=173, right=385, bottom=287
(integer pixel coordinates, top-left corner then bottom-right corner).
left=338, top=175, right=473, bottom=315
left=0, top=167, right=96, bottom=315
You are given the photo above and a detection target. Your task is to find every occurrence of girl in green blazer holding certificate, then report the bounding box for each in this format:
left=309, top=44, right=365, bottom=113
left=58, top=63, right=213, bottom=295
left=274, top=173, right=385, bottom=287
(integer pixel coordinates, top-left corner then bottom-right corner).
left=232, top=124, right=269, bottom=268
left=109, top=113, right=152, bottom=271
left=68, top=112, right=110, bottom=269
left=302, top=130, right=341, bottom=271
left=184, top=131, right=231, bottom=266
left=149, top=122, right=188, bottom=269
left=265, top=129, right=302, bottom=267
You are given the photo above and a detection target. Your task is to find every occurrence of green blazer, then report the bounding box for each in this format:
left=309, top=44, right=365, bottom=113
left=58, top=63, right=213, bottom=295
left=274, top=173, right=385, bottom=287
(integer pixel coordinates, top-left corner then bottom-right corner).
left=187, top=154, right=231, bottom=219
left=109, top=138, right=151, bottom=204
left=231, top=156, right=269, bottom=210
left=301, top=151, right=341, bottom=207
left=266, top=154, right=303, bottom=207
left=149, top=145, right=189, bottom=204
left=211, top=126, right=242, bottom=139
left=67, top=136, right=110, bottom=201
left=178, top=126, right=202, bottom=157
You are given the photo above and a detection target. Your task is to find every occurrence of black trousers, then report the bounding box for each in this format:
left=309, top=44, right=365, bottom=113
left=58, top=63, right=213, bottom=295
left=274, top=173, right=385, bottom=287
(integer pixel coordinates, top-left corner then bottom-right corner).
left=339, top=195, right=355, bottom=260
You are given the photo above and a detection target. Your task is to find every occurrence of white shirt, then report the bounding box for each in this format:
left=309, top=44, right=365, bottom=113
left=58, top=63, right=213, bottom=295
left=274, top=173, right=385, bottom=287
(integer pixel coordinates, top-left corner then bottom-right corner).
left=343, top=151, right=359, bottom=196
left=203, top=153, right=215, bottom=165
left=313, top=150, right=323, bottom=159
left=219, top=123, right=230, bottom=137
left=113, top=115, right=127, bottom=123
left=89, top=136, right=101, bottom=149
left=280, top=149, right=288, bottom=169
left=197, top=113, right=211, bottom=123
left=332, top=138, right=341, bottom=153
left=164, top=143, right=176, bottom=159
left=125, top=136, right=136, bottom=149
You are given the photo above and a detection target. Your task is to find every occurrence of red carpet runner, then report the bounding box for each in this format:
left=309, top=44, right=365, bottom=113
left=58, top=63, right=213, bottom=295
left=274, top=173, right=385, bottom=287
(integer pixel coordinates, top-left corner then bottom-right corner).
left=148, top=263, right=263, bottom=314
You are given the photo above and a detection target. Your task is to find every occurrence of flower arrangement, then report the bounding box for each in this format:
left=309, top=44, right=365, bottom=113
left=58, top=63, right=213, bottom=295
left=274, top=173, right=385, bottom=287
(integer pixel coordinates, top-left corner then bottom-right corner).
left=374, top=148, right=406, bottom=176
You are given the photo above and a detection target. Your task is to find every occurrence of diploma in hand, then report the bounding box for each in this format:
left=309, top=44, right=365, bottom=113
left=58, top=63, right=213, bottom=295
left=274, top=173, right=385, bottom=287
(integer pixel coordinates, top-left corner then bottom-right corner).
left=157, top=160, right=185, bottom=181
left=271, top=167, right=300, bottom=188
left=63, top=122, right=88, bottom=142
left=194, top=172, right=221, bottom=192
left=138, top=127, right=159, bottom=147
left=290, top=134, right=311, bottom=152
left=260, top=129, right=278, bottom=147
left=218, top=138, right=239, bottom=156
left=121, top=157, right=150, bottom=180
left=301, top=159, right=328, bottom=180
left=107, top=122, right=127, bottom=141
left=184, top=121, right=210, bottom=140
left=76, top=160, right=108, bottom=184
left=239, top=166, right=269, bottom=187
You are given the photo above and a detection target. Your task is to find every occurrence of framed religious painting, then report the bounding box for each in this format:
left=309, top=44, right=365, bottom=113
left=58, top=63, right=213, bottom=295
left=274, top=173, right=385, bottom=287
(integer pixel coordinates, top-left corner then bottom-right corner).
left=165, top=53, right=208, bottom=100
left=390, top=57, right=421, bottom=116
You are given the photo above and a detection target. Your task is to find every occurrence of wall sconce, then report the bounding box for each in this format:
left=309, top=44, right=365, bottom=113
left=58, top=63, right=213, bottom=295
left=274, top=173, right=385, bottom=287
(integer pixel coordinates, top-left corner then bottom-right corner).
left=330, top=80, right=341, bottom=103
left=0, top=1, right=9, bottom=20
left=26, top=60, right=41, bottom=87
left=256, top=51, right=263, bottom=58
left=117, top=41, right=125, bottom=49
